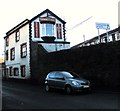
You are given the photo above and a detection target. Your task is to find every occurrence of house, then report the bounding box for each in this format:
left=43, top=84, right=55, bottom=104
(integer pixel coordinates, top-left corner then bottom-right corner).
left=118, top=1, right=120, bottom=27
left=0, top=58, right=5, bottom=79
left=4, top=9, right=70, bottom=79
left=72, top=27, right=120, bottom=48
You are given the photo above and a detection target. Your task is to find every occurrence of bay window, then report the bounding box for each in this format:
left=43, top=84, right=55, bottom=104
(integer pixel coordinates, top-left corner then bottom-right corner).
left=42, top=23, right=54, bottom=37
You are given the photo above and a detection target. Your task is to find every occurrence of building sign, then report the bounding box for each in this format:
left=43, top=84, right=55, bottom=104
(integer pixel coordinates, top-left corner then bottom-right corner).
left=96, top=22, right=110, bottom=30
left=40, top=17, right=56, bottom=24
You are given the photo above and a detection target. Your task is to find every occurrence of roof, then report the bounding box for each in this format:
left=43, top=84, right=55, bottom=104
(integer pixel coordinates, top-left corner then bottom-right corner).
left=5, top=19, right=29, bottom=37
left=4, top=9, right=66, bottom=38
left=30, top=9, right=66, bottom=24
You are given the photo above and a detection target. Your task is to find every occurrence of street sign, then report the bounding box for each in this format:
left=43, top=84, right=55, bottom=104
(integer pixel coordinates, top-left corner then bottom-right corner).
left=96, top=22, right=110, bottom=30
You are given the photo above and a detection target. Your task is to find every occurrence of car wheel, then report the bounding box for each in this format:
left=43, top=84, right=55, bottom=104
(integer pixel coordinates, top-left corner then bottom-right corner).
left=45, top=84, right=50, bottom=92
left=65, top=86, right=72, bottom=94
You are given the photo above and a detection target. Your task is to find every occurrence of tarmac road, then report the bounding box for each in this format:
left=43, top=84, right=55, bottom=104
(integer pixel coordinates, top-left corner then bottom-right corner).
left=2, top=80, right=120, bottom=110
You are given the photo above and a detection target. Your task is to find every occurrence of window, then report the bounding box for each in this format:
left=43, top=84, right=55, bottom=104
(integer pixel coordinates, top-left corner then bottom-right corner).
left=55, top=73, right=64, bottom=80
left=117, top=33, right=120, bottom=40
left=56, top=24, right=62, bottom=39
left=9, top=67, right=12, bottom=76
left=21, top=65, right=26, bottom=77
left=21, top=43, right=27, bottom=58
left=10, top=48, right=15, bottom=60
left=48, top=72, right=56, bottom=79
left=14, top=68, right=19, bottom=76
left=6, top=50, right=8, bottom=61
left=15, top=30, right=20, bottom=42
left=42, top=23, right=54, bottom=36
left=6, top=37, right=9, bottom=46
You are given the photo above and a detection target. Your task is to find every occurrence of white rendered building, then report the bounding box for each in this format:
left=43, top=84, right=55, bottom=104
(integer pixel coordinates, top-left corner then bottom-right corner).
left=4, top=9, right=70, bottom=79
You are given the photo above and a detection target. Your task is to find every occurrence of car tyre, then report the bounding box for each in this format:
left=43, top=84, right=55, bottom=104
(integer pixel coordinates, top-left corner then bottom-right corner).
left=65, top=86, right=72, bottom=94
left=45, top=84, right=50, bottom=92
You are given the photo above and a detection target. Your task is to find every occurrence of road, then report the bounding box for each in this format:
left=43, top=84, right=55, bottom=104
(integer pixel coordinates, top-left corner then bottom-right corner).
left=2, top=80, right=120, bottom=110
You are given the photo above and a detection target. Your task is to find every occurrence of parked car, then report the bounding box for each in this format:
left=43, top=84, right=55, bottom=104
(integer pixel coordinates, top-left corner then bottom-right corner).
left=45, top=71, right=91, bottom=94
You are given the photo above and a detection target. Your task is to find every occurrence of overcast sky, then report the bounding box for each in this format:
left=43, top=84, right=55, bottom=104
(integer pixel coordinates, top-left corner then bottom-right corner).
left=0, top=0, right=119, bottom=57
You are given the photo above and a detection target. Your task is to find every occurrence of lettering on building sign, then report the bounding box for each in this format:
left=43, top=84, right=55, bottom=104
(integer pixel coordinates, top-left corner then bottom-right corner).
left=39, top=17, right=56, bottom=23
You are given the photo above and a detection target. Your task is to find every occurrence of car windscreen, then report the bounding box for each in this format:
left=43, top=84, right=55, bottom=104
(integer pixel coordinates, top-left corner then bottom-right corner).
left=62, top=72, right=80, bottom=78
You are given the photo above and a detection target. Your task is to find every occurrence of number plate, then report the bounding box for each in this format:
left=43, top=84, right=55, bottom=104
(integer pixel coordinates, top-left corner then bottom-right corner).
left=83, top=86, right=89, bottom=88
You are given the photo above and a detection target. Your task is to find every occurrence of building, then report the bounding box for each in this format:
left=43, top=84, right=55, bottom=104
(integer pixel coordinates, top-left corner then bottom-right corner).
left=4, top=9, right=70, bottom=79
left=72, top=27, right=120, bottom=48
left=118, top=1, right=120, bottom=26
left=0, top=58, right=5, bottom=79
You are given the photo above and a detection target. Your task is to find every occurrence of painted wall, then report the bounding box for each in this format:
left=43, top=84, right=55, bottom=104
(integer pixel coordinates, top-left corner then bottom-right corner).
left=5, top=24, right=30, bottom=79
left=31, top=12, right=70, bottom=52
left=31, top=13, right=65, bottom=42
left=40, top=43, right=70, bottom=52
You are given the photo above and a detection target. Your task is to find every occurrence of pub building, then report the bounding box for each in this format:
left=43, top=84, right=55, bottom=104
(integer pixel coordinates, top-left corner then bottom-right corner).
left=4, top=9, right=70, bottom=79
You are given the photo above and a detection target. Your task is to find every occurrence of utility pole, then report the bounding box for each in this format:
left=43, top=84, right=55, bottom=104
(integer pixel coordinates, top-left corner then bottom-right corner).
left=67, top=16, right=93, bottom=31
left=67, top=16, right=93, bottom=42
left=83, top=35, right=85, bottom=42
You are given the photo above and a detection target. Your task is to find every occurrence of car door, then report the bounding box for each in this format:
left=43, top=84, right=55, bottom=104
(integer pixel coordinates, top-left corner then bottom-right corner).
left=47, top=72, right=56, bottom=88
left=55, top=72, right=66, bottom=89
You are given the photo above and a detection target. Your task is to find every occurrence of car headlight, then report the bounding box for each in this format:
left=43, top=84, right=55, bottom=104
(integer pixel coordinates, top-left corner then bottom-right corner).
left=72, top=81, right=80, bottom=86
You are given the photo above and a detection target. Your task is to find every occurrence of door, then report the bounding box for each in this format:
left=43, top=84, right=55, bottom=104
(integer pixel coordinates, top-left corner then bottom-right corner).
left=47, top=72, right=56, bottom=88
left=55, top=72, right=66, bottom=89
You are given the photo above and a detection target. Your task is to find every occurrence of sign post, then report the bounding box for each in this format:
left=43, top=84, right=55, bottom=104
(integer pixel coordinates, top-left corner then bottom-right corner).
left=96, top=22, right=110, bottom=43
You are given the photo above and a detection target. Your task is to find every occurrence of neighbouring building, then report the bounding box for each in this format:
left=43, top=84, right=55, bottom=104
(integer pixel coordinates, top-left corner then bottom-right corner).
left=0, top=62, right=5, bottom=79
left=72, top=27, right=120, bottom=48
left=118, top=1, right=120, bottom=26
left=4, top=9, right=70, bottom=79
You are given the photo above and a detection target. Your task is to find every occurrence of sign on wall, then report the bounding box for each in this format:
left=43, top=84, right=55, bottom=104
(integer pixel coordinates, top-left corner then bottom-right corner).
left=40, top=17, right=56, bottom=24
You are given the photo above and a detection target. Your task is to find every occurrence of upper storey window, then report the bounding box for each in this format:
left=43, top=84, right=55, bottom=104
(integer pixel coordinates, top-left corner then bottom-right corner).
left=6, top=37, right=9, bottom=47
left=10, top=47, right=15, bottom=60
left=40, top=17, right=55, bottom=37
left=15, top=30, right=20, bottom=42
left=21, top=43, right=27, bottom=58
left=42, top=23, right=54, bottom=37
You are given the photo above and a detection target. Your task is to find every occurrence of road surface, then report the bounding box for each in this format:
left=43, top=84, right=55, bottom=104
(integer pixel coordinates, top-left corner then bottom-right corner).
left=2, top=80, right=120, bottom=110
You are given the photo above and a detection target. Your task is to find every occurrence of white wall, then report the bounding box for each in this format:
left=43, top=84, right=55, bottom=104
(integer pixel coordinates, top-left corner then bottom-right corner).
left=40, top=43, right=70, bottom=52
left=31, top=12, right=65, bottom=42
left=5, top=24, right=30, bottom=79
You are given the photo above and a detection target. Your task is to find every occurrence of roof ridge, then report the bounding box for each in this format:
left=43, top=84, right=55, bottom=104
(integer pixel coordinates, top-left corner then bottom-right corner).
left=6, top=19, right=29, bottom=35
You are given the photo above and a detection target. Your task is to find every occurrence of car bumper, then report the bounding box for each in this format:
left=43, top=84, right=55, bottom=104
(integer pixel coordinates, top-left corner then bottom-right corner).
left=72, top=85, right=91, bottom=92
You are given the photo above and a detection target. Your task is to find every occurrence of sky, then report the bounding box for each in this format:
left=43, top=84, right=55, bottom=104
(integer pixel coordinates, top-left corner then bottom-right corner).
left=0, top=0, right=119, bottom=58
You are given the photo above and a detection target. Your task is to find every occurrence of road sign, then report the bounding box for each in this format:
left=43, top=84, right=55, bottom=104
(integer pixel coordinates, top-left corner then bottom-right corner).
left=96, top=22, right=110, bottom=30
